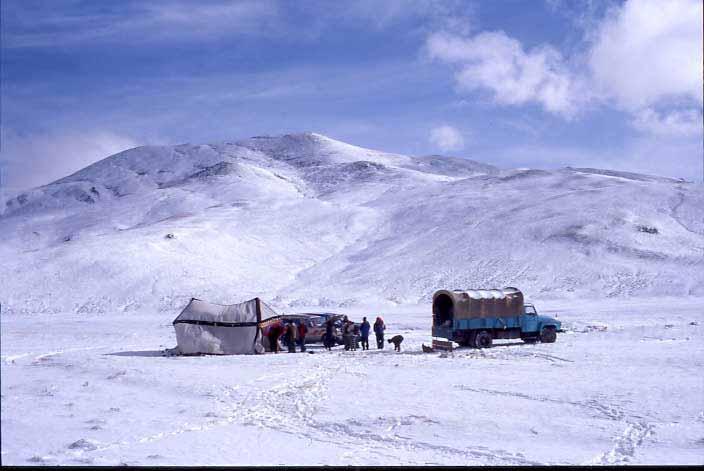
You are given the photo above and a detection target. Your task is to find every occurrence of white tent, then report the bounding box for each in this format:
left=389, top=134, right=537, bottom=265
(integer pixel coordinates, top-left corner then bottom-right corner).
left=173, top=297, right=277, bottom=355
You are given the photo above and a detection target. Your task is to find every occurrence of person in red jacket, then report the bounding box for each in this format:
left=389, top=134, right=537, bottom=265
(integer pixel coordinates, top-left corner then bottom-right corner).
left=298, top=320, right=308, bottom=352
left=268, top=321, right=283, bottom=353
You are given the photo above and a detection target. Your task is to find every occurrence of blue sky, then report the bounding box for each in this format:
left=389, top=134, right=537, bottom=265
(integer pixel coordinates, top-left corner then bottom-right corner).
left=1, top=0, right=702, bottom=191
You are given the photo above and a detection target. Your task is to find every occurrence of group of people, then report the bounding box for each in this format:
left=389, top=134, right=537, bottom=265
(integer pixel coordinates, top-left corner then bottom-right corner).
left=337, top=316, right=391, bottom=351
left=267, top=320, right=308, bottom=354
left=336, top=316, right=404, bottom=352
left=325, top=316, right=405, bottom=352
left=268, top=315, right=404, bottom=353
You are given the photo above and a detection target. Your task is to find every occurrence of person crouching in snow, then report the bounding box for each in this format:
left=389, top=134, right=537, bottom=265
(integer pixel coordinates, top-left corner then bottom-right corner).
left=268, top=321, right=283, bottom=353
left=297, top=321, right=307, bottom=352
left=388, top=335, right=404, bottom=352
left=285, top=322, right=297, bottom=353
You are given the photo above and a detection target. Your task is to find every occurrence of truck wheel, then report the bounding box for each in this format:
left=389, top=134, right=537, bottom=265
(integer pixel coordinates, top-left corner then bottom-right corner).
left=540, top=327, right=557, bottom=343
left=474, top=331, right=493, bottom=349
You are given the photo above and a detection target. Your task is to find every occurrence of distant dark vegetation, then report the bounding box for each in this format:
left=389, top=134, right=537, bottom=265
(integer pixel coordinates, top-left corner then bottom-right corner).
left=636, top=225, right=659, bottom=234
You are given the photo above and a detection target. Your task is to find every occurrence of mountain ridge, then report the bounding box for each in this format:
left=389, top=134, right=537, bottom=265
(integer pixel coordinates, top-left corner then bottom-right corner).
left=1, top=132, right=702, bottom=314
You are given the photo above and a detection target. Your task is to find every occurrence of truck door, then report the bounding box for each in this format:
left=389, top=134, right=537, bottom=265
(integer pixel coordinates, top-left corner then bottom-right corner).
left=521, top=305, right=539, bottom=334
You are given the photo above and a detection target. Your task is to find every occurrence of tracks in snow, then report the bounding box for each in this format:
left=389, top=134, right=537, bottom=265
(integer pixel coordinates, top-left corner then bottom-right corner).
left=41, top=354, right=542, bottom=465
left=453, top=385, right=656, bottom=464
left=594, top=422, right=655, bottom=465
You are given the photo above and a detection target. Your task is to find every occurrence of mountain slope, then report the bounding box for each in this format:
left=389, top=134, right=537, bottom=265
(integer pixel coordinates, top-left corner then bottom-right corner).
left=1, top=133, right=703, bottom=314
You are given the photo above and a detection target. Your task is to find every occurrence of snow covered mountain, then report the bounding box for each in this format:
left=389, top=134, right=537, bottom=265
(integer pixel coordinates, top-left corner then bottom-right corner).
left=2, top=132, right=703, bottom=314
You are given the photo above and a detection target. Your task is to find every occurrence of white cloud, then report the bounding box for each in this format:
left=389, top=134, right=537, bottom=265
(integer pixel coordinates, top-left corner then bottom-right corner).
left=588, top=0, right=703, bottom=111
left=0, top=130, right=139, bottom=192
left=631, top=108, right=703, bottom=138
left=426, top=31, right=579, bottom=117
left=429, top=125, right=465, bottom=152
left=426, top=0, right=703, bottom=136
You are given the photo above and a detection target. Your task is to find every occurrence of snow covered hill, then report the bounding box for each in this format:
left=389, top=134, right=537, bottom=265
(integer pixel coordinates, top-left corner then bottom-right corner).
left=1, top=132, right=703, bottom=314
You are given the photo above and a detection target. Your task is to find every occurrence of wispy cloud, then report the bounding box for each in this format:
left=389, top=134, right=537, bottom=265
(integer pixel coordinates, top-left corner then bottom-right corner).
left=0, top=129, right=140, bottom=192
left=429, top=125, right=465, bottom=152
left=332, top=0, right=475, bottom=33
left=2, top=0, right=282, bottom=48
left=2, top=0, right=477, bottom=49
left=631, top=108, right=703, bottom=138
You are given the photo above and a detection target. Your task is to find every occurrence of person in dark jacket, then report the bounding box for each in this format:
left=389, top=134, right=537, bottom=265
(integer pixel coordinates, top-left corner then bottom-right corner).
left=298, top=321, right=307, bottom=352
left=388, top=334, right=404, bottom=352
left=343, top=321, right=353, bottom=351
left=373, top=317, right=386, bottom=349
left=352, top=323, right=360, bottom=350
left=324, top=319, right=334, bottom=350
left=285, top=322, right=297, bottom=353
left=359, top=317, right=371, bottom=350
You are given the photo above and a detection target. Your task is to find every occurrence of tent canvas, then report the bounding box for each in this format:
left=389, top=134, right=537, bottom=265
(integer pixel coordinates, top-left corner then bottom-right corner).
left=173, top=297, right=278, bottom=355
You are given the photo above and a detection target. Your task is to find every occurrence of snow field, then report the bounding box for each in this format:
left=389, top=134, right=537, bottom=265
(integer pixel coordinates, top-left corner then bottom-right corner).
left=2, top=298, right=703, bottom=465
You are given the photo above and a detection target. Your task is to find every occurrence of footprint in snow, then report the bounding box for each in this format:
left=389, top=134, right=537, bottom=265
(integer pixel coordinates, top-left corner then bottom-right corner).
left=107, top=370, right=127, bottom=380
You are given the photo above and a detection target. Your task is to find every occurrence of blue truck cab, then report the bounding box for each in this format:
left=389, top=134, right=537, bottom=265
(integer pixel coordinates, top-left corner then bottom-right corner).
left=431, top=288, right=562, bottom=348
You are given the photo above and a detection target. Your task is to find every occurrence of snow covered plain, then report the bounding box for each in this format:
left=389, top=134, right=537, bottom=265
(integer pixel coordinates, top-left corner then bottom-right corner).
left=2, top=299, right=703, bottom=465
left=1, top=133, right=703, bottom=464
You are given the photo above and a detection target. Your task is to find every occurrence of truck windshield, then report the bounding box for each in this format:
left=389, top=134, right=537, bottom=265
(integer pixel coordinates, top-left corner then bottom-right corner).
left=525, top=305, right=537, bottom=315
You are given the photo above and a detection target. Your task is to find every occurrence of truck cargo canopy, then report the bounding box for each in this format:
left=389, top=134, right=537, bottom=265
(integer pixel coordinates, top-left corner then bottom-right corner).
left=433, top=288, right=524, bottom=324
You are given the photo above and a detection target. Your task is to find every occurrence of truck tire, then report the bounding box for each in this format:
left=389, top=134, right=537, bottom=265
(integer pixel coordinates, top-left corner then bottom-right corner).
left=540, top=326, right=557, bottom=343
left=474, top=330, right=493, bottom=348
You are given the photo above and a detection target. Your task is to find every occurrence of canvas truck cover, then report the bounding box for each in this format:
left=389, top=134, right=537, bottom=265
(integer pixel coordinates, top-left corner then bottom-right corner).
left=173, top=297, right=278, bottom=354
left=433, top=287, right=524, bottom=324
